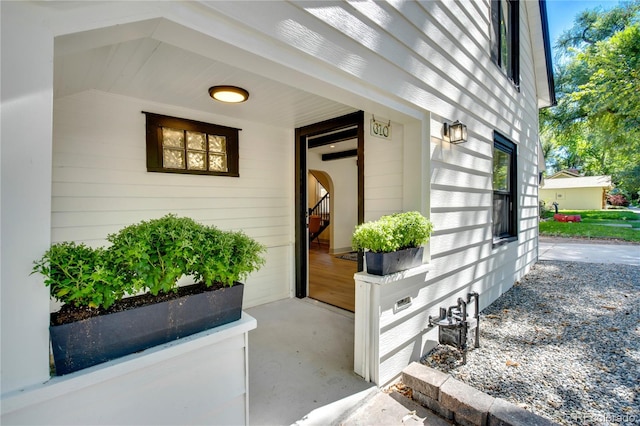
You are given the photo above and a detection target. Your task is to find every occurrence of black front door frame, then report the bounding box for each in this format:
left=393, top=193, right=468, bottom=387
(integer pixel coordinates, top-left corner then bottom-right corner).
left=294, top=111, right=364, bottom=298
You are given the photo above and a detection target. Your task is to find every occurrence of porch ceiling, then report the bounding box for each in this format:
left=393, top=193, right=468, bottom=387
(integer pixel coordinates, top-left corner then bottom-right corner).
left=54, top=19, right=357, bottom=129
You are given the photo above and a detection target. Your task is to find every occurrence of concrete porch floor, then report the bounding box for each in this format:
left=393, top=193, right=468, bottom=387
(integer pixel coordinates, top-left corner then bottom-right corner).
left=246, top=298, right=375, bottom=425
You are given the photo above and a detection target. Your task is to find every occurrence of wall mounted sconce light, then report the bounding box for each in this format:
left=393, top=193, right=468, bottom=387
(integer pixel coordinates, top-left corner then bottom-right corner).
left=208, top=86, right=249, bottom=103
left=443, top=120, right=467, bottom=144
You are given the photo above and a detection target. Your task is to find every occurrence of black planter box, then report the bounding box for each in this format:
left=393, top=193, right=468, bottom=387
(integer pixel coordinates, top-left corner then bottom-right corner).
left=365, top=247, right=424, bottom=276
left=50, top=283, right=244, bottom=375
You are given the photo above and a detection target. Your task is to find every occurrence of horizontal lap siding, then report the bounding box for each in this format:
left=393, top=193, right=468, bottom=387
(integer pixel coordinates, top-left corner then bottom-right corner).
left=364, top=117, right=404, bottom=221
left=48, top=1, right=542, bottom=312
left=272, top=1, right=540, bottom=306
left=52, top=90, right=292, bottom=308
left=198, top=0, right=543, bottom=383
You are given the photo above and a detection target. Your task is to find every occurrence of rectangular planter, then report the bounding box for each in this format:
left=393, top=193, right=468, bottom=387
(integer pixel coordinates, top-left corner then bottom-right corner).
left=365, top=247, right=424, bottom=276
left=50, top=283, right=244, bottom=375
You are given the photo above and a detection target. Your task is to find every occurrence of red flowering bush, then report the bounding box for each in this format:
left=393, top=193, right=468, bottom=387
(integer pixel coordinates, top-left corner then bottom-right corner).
left=607, top=194, right=630, bottom=207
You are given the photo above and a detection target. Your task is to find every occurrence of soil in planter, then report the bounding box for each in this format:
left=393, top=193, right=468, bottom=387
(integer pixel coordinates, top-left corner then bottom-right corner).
left=51, top=282, right=228, bottom=326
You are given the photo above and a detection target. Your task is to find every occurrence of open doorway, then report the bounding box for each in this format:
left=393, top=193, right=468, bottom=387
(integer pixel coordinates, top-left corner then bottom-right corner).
left=295, top=112, right=364, bottom=311
left=307, top=169, right=357, bottom=311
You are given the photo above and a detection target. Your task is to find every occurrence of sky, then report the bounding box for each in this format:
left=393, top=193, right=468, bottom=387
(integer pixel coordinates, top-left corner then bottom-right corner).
left=545, top=0, right=623, bottom=50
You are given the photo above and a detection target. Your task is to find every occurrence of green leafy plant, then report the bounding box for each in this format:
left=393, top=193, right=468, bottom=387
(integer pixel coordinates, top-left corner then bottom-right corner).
left=106, top=215, right=201, bottom=296
left=33, top=214, right=267, bottom=309
left=189, top=226, right=266, bottom=287
left=31, top=242, right=134, bottom=309
left=352, top=211, right=433, bottom=253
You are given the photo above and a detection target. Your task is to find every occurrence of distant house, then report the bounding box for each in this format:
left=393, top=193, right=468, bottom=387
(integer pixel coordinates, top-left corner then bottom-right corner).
left=540, top=172, right=613, bottom=210
left=1, top=0, right=555, bottom=422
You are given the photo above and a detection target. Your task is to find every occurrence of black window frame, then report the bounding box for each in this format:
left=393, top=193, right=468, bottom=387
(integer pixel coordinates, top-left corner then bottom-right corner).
left=143, top=112, right=240, bottom=177
left=492, top=132, right=518, bottom=246
left=490, top=0, right=520, bottom=88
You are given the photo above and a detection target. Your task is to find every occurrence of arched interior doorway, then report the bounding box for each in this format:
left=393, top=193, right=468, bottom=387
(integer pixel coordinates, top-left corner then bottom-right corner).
left=306, top=169, right=358, bottom=311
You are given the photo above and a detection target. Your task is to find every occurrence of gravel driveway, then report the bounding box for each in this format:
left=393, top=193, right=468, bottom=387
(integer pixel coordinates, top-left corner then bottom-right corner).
left=422, top=260, right=639, bottom=426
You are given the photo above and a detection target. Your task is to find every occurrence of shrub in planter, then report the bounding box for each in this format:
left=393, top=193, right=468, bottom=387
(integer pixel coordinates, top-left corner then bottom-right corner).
left=33, top=214, right=266, bottom=374
left=189, top=225, right=266, bottom=287
left=352, top=211, right=433, bottom=275
left=32, top=242, right=135, bottom=310
left=106, top=214, right=202, bottom=296
left=352, top=211, right=433, bottom=253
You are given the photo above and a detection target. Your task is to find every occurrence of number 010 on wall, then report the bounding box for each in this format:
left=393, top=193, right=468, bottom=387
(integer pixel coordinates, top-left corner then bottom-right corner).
left=370, top=118, right=392, bottom=140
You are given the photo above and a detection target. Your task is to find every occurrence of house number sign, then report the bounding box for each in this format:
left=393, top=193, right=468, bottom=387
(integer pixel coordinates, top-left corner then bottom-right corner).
left=370, top=116, right=392, bottom=140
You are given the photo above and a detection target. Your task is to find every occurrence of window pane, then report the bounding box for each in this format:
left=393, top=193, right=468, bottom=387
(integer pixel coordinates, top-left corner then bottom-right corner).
left=186, top=131, right=206, bottom=150
left=145, top=112, right=239, bottom=177
left=490, top=0, right=500, bottom=63
left=493, top=149, right=510, bottom=191
left=187, top=151, right=206, bottom=170
left=492, top=133, right=516, bottom=242
left=493, top=193, right=510, bottom=237
left=209, top=153, right=228, bottom=172
left=208, top=135, right=227, bottom=153
left=500, top=0, right=511, bottom=73
left=162, top=128, right=184, bottom=148
left=163, top=148, right=185, bottom=169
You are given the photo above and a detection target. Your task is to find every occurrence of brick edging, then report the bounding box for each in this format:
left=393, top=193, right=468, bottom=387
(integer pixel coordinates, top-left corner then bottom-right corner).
left=401, top=363, right=559, bottom=426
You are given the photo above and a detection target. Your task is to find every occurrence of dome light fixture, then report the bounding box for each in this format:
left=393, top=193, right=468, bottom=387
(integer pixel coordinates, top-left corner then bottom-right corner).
left=208, top=86, right=249, bottom=103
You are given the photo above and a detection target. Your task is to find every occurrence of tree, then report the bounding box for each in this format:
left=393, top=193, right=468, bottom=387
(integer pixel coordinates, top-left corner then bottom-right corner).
left=541, top=2, right=640, bottom=202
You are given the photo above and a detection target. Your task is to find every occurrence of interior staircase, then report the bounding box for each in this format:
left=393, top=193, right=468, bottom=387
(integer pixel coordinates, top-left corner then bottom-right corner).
left=309, top=192, right=330, bottom=246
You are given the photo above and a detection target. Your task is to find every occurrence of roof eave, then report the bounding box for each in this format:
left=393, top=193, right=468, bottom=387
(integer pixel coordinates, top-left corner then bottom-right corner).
left=539, top=0, right=557, bottom=107
left=526, top=0, right=557, bottom=109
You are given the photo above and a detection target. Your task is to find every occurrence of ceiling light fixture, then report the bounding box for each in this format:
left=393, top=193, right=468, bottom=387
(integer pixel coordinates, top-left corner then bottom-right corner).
left=208, top=86, right=249, bottom=103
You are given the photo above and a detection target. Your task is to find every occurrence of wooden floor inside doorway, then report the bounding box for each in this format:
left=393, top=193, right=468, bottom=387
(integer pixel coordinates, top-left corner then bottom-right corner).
left=308, top=244, right=358, bottom=312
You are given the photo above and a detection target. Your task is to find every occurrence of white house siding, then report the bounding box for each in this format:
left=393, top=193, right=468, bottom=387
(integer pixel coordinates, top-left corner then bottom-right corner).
left=243, top=1, right=542, bottom=310
left=52, top=90, right=293, bottom=309
left=364, top=114, right=405, bottom=221
left=245, top=1, right=543, bottom=382
left=1, top=0, right=551, bottom=395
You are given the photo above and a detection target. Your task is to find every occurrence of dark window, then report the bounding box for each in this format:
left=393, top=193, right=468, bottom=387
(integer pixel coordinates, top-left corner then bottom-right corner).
left=491, top=0, right=519, bottom=86
left=493, top=132, right=517, bottom=244
left=144, top=112, right=240, bottom=177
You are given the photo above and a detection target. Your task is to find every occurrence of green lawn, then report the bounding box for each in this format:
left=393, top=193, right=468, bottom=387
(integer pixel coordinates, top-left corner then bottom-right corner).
left=539, top=209, right=640, bottom=242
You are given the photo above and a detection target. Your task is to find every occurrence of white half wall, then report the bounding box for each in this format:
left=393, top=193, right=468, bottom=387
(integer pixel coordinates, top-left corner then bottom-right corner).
left=1, top=314, right=256, bottom=426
